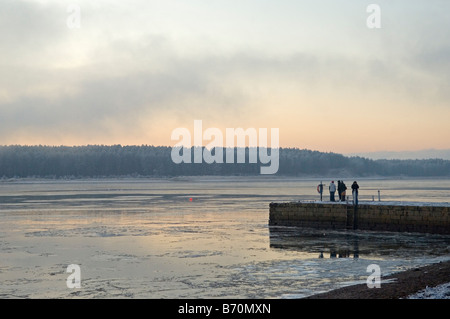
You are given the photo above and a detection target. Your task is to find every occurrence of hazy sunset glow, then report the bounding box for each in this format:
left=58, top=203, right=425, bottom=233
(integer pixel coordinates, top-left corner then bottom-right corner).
left=1, top=0, right=449, bottom=154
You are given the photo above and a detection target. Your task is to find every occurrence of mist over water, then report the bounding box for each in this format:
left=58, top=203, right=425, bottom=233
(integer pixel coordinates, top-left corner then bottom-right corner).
left=0, top=177, right=449, bottom=298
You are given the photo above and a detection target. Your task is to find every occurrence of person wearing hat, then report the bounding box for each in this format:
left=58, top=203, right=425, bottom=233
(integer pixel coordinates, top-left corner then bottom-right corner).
left=329, top=181, right=336, bottom=202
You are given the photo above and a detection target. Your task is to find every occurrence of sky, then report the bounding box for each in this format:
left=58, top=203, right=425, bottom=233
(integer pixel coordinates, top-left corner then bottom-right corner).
left=1, top=0, right=449, bottom=154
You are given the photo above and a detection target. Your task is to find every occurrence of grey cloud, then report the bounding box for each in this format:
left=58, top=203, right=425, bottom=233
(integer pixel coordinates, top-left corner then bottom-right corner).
left=1, top=1, right=449, bottom=144
left=0, top=0, right=67, bottom=64
left=0, top=53, right=252, bottom=140
left=1, top=43, right=448, bottom=142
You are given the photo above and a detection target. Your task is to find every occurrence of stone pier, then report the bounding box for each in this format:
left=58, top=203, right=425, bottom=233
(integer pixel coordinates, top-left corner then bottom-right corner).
left=269, top=202, right=450, bottom=235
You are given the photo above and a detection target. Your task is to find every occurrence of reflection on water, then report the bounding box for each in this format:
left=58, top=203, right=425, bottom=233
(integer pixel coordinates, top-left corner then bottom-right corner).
left=269, top=226, right=450, bottom=261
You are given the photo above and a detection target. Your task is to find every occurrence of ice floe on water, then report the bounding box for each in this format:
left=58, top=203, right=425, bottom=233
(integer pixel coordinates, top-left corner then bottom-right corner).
left=1, top=178, right=449, bottom=298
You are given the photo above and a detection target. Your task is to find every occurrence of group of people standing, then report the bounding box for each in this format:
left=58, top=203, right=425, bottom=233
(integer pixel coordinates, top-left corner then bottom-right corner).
left=327, top=180, right=359, bottom=204
left=329, top=180, right=347, bottom=201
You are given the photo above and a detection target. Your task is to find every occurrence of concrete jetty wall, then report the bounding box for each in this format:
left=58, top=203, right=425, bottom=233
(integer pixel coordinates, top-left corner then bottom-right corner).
left=269, top=202, right=450, bottom=235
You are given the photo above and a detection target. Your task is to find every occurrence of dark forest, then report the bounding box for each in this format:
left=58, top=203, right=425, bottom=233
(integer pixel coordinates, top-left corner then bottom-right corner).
left=0, top=145, right=449, bottom=178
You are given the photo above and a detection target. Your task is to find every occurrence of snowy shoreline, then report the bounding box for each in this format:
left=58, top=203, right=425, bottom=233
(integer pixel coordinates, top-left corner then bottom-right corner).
left=407, top=282, right=450, bottom=299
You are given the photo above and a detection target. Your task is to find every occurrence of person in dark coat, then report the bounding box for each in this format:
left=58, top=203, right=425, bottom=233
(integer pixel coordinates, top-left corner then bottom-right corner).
left=337, top=181, right=342, bottom=201
left=341, top=181, right=347, bottom=201
left=351, top=181, right=359, bottom=205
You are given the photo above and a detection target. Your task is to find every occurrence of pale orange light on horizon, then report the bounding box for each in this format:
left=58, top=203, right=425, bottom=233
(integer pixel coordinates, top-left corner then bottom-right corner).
left=4, top=107, right=449, bottom=155
left=3, top=76, right=449, bottom=154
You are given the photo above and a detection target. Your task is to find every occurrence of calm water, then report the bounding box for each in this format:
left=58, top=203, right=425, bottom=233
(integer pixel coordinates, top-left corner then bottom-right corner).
left=0, top=177, right=449, bottom=298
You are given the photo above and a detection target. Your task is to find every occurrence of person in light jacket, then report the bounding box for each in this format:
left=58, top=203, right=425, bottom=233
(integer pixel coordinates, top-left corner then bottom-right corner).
left=329, top=181, right=336, bottom=202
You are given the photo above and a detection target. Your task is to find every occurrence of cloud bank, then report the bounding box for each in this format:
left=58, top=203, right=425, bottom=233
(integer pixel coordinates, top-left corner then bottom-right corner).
left=1, top=0, right=449, bottom=152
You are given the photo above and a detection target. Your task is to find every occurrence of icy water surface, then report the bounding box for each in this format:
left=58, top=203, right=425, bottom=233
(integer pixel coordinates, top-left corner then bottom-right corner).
left=0, top=177, right=449, bottom=298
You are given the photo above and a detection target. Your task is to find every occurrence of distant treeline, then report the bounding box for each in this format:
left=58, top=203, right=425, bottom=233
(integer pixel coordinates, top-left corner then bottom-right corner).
left=0, top=145, right=449, bottom=178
